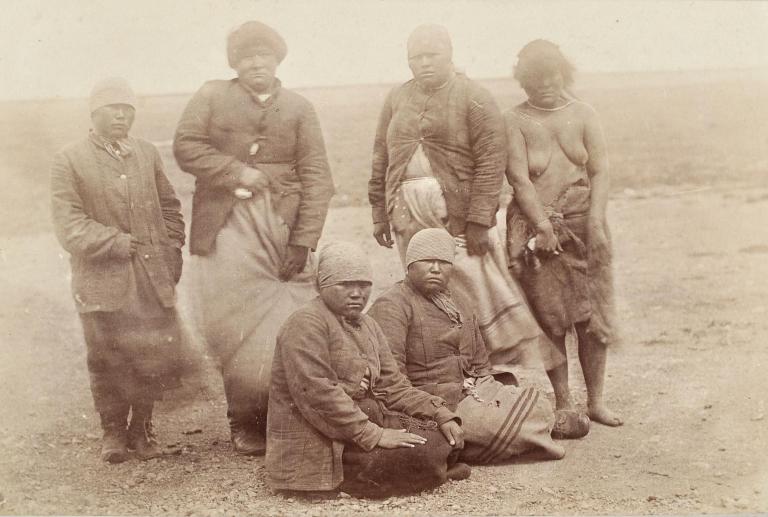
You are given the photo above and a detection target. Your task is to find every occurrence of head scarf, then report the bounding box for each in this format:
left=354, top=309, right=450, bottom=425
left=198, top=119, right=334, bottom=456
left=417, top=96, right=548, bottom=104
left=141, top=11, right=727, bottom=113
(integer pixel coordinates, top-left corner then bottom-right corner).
left=407, top=24, right=452, bottom=59
left=227, top=20, right=287, bottom=67
left=89, top=77, right=136, bottom=113
left=405, top=228, right=456, bottom=268
left=317, top=242, right=373, bottom=289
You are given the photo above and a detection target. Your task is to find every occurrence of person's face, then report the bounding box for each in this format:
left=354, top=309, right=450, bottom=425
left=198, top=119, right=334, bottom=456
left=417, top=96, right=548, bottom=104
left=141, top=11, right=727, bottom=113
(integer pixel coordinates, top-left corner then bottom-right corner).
left=408, top=44, right=452, bottom=89
left=91, top=104, right=135, bottom=141
left=234, top=44, right=279, bottom=93
left=522, top=69, right=565, bottom=109
left=407, top=259, right=453, bottom=296
left=319, top=281, right=373, bottom=321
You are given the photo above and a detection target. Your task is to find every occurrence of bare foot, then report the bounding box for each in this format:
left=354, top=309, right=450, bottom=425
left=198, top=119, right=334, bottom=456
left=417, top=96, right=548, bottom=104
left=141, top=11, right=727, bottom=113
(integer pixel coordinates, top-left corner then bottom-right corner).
left=554, top=395, right=575, bottom=412
left=588, top=404, right=623, bottom=426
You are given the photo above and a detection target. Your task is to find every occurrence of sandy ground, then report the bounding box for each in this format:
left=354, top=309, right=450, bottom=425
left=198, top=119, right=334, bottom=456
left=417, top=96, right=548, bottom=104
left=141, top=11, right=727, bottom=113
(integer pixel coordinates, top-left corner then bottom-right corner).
left=1, top=183, right=767, bottom=516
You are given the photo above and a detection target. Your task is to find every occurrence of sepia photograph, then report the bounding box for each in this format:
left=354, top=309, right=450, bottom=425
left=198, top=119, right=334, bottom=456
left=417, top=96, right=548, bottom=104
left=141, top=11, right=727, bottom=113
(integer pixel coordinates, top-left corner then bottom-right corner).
left=1, top=0, right=767, bottom=515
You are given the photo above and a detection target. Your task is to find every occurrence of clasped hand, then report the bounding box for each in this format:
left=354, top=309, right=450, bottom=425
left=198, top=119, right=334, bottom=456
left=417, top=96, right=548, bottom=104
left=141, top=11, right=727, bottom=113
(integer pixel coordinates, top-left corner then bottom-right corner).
left=279, top=245, right=309, bottom=281
left=534, top=219, right=562, bottom=254
left=465, top=222, right=490, bottom=256
left=236, top=167, right=271, bottom=198
left=376, top=420, right=464, bottom=450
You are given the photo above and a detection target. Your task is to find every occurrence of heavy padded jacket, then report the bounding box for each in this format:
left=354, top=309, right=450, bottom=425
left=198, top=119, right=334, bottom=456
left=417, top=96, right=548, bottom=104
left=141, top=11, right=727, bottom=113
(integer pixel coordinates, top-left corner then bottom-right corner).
left=173, top=78, right=334, bottom=255
left=368, top=73, right=506, bottom=234
left=50, top=135, right=185, bottom=313
left=266, top=298, right=458, bottom=491
left=368, top=281, right=495, bottom=410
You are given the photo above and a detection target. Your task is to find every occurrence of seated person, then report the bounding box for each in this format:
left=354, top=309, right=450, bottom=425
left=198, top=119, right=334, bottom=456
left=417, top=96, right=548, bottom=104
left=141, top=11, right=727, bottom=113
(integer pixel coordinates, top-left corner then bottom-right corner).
left=368, top=228, right=567, bottom=463
left=266, top=241, right=469, bottom=498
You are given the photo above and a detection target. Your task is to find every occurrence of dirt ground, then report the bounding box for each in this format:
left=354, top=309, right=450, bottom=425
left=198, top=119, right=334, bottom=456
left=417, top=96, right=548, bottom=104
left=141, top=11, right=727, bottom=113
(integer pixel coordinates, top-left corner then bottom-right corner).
left=1, top=182, right=767, bottom=516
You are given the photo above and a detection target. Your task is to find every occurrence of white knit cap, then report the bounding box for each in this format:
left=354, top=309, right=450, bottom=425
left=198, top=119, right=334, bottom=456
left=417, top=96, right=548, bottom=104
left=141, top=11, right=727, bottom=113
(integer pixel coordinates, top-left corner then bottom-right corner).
left=89, top=77, right=136, bottom=113
left=405, top=228, right=456, bottom=267
left=317, top=242, right=373, bottom=289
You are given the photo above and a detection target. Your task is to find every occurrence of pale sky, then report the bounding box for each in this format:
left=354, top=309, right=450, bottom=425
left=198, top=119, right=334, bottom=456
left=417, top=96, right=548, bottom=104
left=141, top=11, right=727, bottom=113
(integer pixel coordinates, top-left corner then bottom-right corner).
left=1, top=0, right=767, bottom=100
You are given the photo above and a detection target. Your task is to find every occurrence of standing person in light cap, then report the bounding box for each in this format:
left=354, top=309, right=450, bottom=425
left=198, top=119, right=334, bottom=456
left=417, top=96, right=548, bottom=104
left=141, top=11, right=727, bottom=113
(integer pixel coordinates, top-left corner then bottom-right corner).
left=369, top=228, right=569, bottom=463
left=51, top=77, right=186, bottom=463
left=266, top=242, right=469, bottom=498
left=368, top=24, right=549, bottom=373
left=173, top=21, right=334, bottom=456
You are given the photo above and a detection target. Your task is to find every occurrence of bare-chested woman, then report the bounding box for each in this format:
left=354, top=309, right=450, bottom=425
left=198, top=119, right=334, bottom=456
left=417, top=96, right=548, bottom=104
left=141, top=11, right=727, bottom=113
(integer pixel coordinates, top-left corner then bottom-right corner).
left=504, top=40, right=623, bottom=435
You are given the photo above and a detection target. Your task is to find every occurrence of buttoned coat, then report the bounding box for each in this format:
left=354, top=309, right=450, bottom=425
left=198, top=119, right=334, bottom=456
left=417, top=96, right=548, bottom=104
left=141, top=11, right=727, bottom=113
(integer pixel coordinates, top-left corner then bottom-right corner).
left=173, top=79, right=334, bottom=255
left=368, top=73, right=507, bottom=233
left=368, top=281, right=496, bottom=410
left=50, top=136, right=185, bottom=313
left=266, top=297, right=457, bottom=491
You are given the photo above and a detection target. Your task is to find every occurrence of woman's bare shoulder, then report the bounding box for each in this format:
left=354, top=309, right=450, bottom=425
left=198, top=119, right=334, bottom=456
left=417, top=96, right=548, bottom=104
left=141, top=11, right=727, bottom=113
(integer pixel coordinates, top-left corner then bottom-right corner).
left=569, top=99, right=601, bottom=121
left=503, top=103, right=540, bottom=129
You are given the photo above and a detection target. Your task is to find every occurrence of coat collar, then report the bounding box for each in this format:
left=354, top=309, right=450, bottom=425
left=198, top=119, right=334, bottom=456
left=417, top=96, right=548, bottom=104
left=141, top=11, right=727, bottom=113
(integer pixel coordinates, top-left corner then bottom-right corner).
left=235, top=77, right=282, bottom=106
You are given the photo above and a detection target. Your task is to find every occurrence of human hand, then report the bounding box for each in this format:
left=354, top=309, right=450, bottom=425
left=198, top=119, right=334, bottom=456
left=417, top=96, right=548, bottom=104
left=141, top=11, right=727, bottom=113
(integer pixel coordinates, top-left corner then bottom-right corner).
left=129, top=237, right=140, bottom=256
left=464, top=222, right=489, bottom=256
left=279, top=245, right=309, bottom=281
left=377, top=428, right=427, bottom=449
left=439, top=420, right=464, bottom=449
left=373, top=222, right=394, bottom=248
left=534, top=219, right=562, bottom=254
left=508, top=259, right=524, bottom=279
left=238, top=167, right=270, bottom=192
left=587, top=217, right=611, bottom=260
left=359, top=376, right=370, bottom=392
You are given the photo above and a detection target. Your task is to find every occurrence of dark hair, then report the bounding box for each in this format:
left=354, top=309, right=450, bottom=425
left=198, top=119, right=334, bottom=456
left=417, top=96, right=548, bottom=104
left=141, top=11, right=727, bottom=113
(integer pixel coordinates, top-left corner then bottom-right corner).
left=513, top=39, right=575, bottom=89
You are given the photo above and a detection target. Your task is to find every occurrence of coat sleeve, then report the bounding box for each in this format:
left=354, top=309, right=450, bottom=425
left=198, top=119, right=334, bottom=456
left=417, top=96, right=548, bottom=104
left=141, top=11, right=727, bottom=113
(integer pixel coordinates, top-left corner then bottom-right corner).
left=368, top=88, right=395, bottom=225
left=467, top=315, right=495, bottom=377
left=289, top=100, right=335, bottom=249
left=370, top=319, right=459, bottom=426
left=465, top=84, right=507, bottom=227
left=367, top=292, right=410, bottom=375
left=151, top=145, right=185, bottom=248
left=50, top=149, right=132, bottom=261
left=278, top=310, right=384, bottom=452
left=172, top=82, right=244, bottom=190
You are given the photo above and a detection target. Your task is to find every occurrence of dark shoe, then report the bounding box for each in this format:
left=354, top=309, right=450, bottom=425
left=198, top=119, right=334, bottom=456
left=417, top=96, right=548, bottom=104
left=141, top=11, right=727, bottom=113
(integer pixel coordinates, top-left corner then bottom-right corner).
left=228, top=412, right=266, bottom=456
left=101, top=426, right=130, bottom=464
left=128, top=420, right=163, bottom=460
left=551, top=410, right=590, bottom=439
left=231, top=427, right=266, bottom=456
left=128, top=403, right=164, bottom=460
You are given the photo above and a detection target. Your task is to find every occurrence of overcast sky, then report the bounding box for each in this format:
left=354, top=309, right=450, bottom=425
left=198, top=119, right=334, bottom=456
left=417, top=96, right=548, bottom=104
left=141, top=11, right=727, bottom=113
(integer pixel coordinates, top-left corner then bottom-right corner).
left=1, top=0, right=767, bottom=100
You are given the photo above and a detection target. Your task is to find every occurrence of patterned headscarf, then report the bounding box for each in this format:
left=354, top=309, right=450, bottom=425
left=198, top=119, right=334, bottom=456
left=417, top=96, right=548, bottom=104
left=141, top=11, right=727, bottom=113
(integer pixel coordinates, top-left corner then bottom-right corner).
left=317, top=242, right=372, bottom=289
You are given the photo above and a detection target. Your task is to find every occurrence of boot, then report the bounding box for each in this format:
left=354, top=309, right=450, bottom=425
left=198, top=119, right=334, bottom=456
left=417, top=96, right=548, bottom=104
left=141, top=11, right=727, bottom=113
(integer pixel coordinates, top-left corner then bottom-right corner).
left=229, top=412, right=266, bottom=456
left=99, top=412, right=129, bottom=464
left=128, top=403, right=163, bottom=460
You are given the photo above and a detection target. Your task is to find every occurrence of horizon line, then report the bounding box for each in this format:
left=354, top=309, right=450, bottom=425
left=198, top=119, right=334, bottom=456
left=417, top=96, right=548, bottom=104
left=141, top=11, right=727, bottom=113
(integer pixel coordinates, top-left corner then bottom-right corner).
left=3, top=65, right=767, bottom=104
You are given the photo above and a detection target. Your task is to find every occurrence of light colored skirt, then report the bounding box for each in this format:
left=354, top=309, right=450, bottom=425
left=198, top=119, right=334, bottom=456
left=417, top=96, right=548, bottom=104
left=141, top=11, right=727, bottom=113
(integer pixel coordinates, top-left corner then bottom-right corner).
left=391, top=177, right=549, bottom=370
left=457, top=376, right=564, bottom=463
left=192, top=191, right=317, bottom=415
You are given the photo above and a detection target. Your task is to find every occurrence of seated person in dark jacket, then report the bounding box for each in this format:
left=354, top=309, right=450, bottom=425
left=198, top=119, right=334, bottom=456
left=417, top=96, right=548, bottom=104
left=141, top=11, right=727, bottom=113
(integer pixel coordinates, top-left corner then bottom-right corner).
left=266, top=242, right=469, bottom=498
left=368, top=228, right=568, bottom=463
